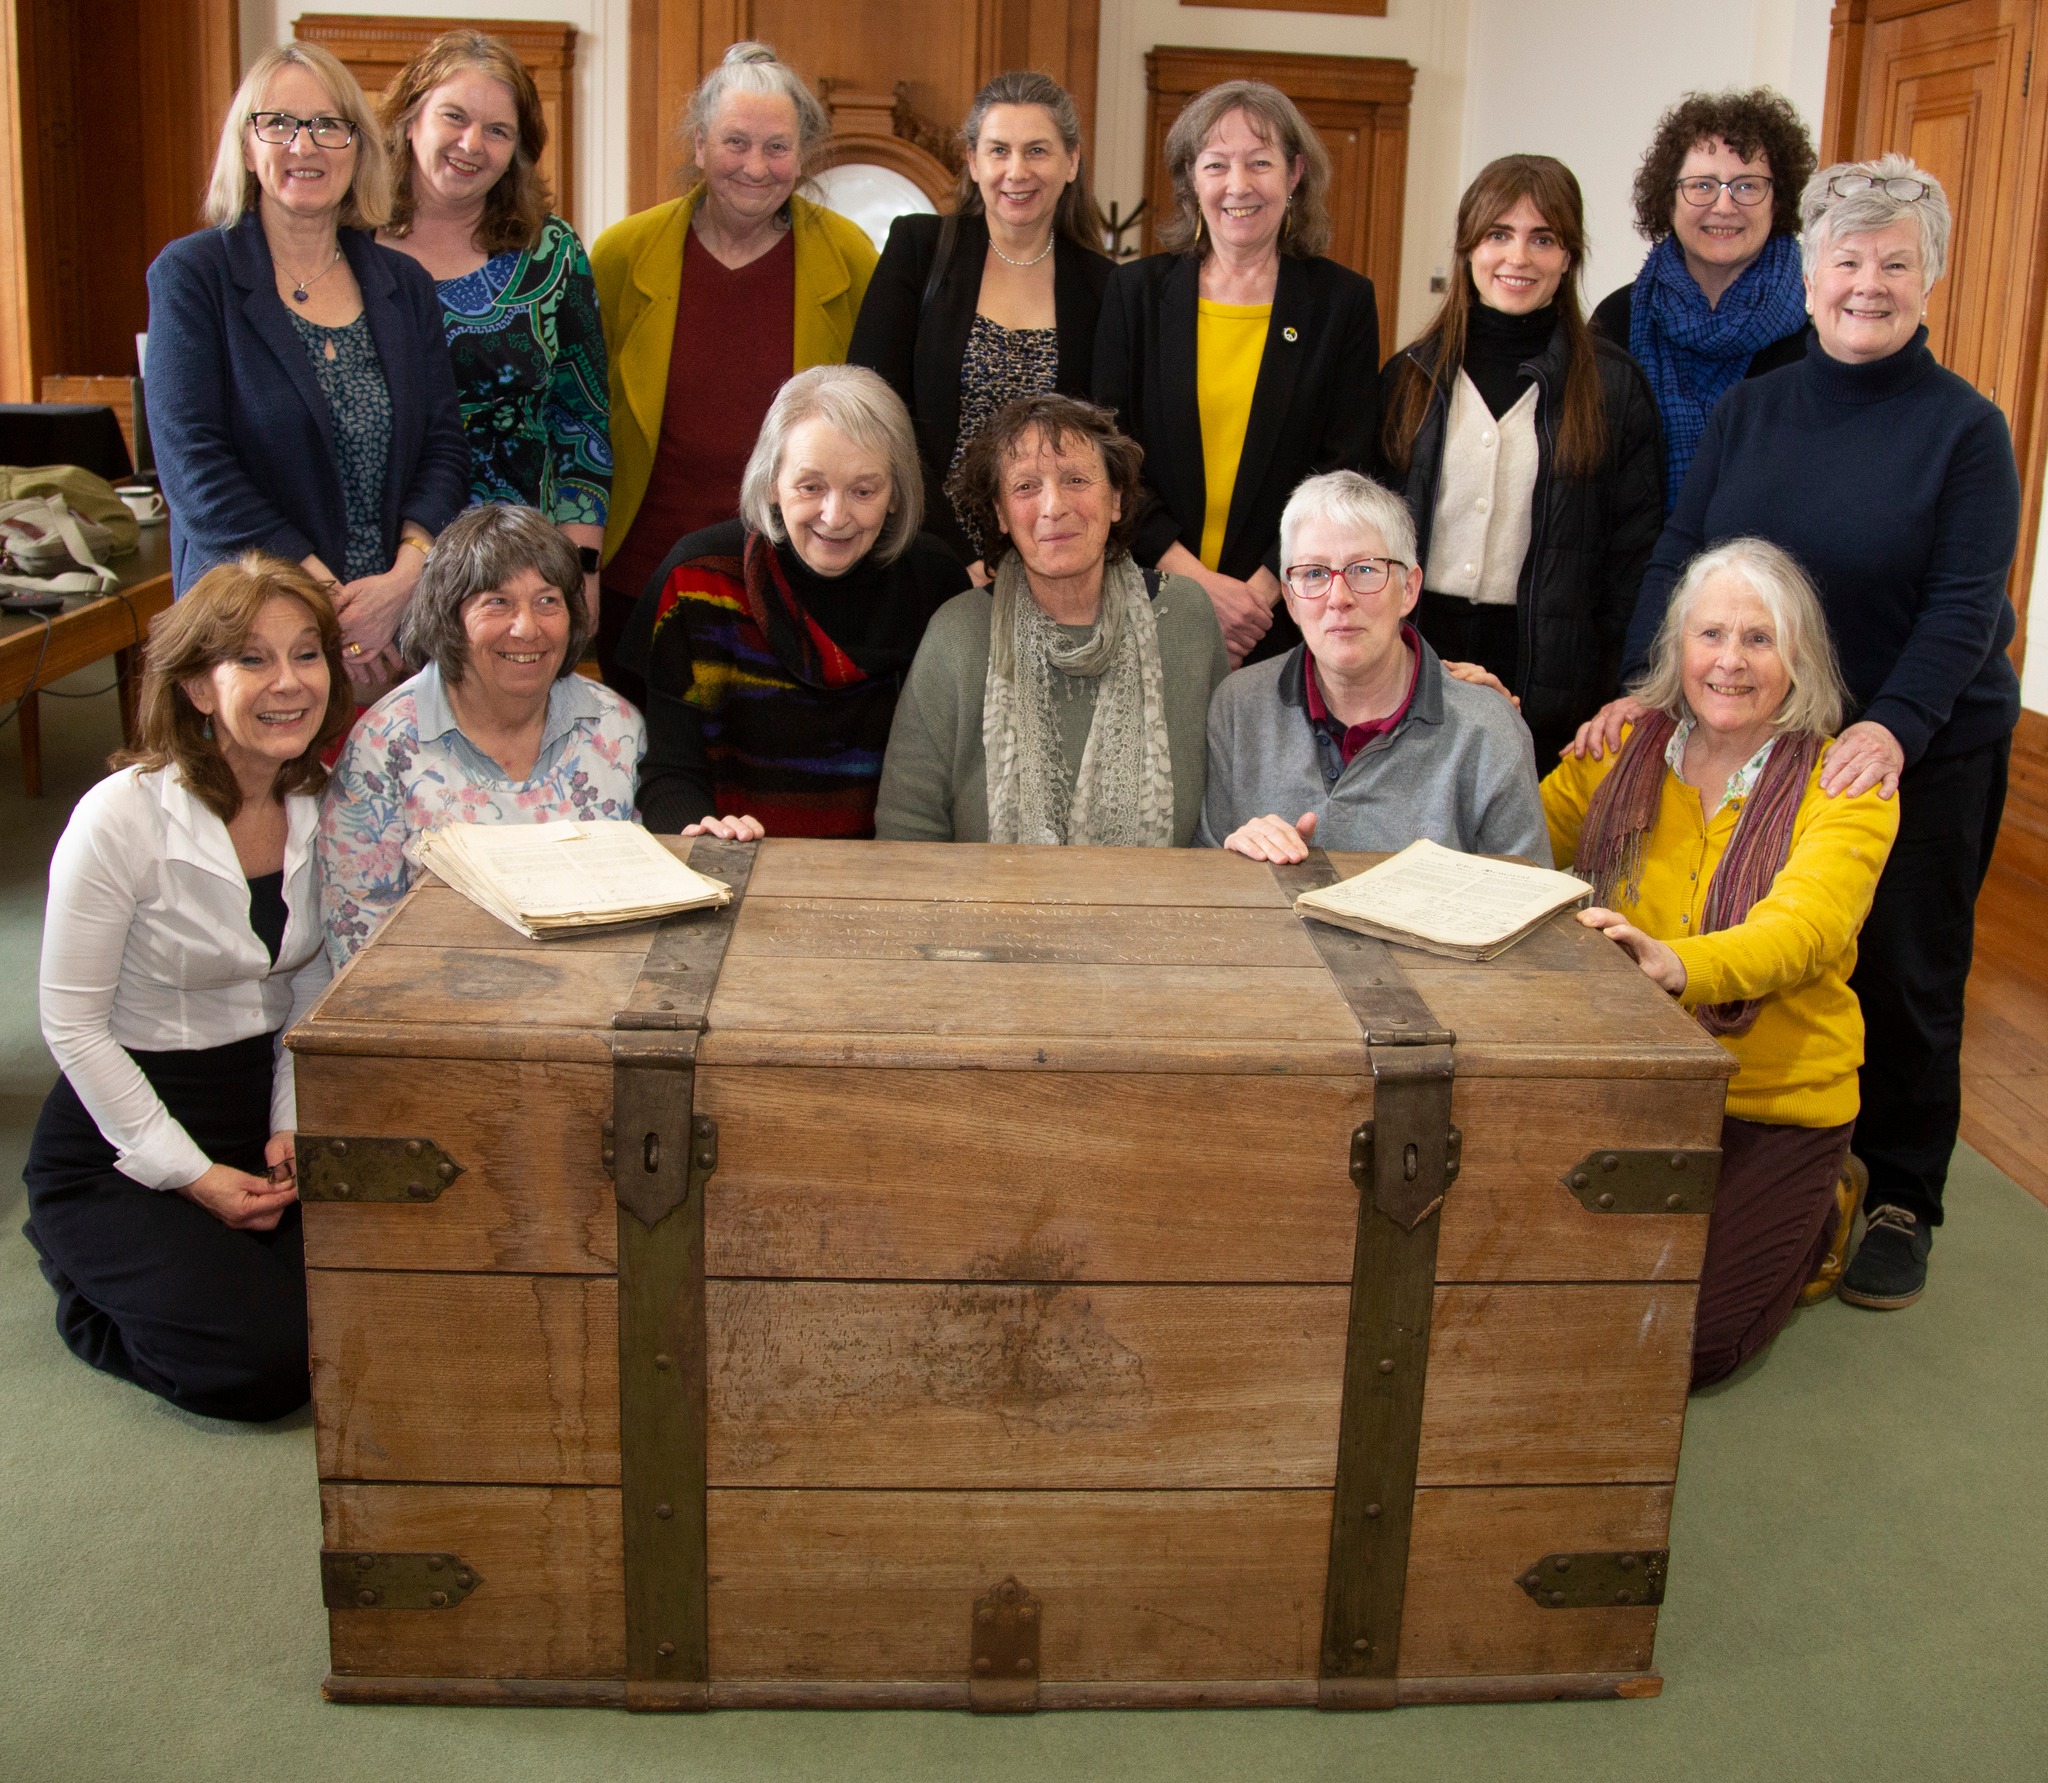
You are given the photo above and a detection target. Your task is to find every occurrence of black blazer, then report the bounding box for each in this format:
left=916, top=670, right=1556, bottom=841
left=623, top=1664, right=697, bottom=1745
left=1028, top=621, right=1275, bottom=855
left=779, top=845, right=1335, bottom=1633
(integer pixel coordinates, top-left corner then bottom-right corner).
left=145, top=216, right=470, bottom=594
left=848, top=212, right=1113, bottom=562
left=1092, top=250, right=1380, bottom=660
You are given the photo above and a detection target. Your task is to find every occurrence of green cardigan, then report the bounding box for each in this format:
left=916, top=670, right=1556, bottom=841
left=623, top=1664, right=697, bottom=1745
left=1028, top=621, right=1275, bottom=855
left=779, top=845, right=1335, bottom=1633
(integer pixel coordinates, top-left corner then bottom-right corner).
left=874, top=572, right=1229, bottom=844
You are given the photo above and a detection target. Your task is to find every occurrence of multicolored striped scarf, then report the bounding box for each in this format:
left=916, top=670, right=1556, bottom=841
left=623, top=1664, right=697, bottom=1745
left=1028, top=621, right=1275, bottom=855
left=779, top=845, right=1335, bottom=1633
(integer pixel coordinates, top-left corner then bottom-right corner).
left=1572, top=710, right=1822, bottom=1036
left=1629, top=233, right=1808, bottom=512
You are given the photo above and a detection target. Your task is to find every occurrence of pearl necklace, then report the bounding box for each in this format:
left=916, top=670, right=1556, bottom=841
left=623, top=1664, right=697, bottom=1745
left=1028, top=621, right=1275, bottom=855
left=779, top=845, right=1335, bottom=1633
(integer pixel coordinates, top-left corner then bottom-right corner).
left=987, top=231, right=1055, bottom=269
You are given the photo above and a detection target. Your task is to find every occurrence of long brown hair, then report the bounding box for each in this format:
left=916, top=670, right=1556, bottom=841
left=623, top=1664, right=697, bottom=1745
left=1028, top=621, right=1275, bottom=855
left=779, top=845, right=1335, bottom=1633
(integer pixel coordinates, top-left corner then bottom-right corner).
left=1382, top=154, right=1608, bottom=478
left=114, top=556, right=353, bottom=822
left=379, top=30, right=552, bottom=253
left=953, top=71, right=1105, bottom=256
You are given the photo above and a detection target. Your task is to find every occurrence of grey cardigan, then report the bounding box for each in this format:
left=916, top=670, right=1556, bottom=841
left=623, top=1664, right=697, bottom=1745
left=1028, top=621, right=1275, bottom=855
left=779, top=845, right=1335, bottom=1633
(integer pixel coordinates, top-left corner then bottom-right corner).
left=1196, top=638, right=1548, bottom=860
left=875, top=571, right=1229, bottom=844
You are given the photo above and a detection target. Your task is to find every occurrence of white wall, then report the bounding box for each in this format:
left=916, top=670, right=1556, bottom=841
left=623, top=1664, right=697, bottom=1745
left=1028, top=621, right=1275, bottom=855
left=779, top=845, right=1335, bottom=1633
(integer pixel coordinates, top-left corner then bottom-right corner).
left=239, top=0, right=634, bottom=238
left=1460, top=0, right=1832, bottom=309
left=1094, top=0, right=1472, bottom=344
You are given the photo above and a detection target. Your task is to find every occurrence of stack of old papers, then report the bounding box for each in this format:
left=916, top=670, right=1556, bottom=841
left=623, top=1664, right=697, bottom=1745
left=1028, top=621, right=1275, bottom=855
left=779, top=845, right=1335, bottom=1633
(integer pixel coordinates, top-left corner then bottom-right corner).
left=415, top=819, right=731, bottom=940
left=1292, top=838, right=1591, bottom=961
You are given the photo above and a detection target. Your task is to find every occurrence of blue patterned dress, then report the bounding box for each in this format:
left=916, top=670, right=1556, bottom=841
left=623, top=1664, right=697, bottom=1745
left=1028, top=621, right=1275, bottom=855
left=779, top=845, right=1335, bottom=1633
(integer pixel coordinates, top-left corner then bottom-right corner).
left=435, top=214, right=613, bottom=527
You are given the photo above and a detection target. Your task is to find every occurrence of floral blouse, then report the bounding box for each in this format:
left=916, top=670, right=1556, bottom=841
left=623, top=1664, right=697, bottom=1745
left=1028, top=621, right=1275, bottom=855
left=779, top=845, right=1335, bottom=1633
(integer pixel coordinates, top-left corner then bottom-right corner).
left=437, top=214, right=613, bottom=527
left=318, top=662, right=645, bottom=964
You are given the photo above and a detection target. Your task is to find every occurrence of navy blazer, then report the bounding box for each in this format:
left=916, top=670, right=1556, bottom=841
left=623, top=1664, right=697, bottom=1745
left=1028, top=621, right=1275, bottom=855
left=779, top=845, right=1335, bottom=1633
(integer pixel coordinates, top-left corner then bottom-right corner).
left=848, top=212, right=1113, bottom=562
left=145, top=217, right=469, bottom=594
left=1092, top=250, right=1380, bottom=662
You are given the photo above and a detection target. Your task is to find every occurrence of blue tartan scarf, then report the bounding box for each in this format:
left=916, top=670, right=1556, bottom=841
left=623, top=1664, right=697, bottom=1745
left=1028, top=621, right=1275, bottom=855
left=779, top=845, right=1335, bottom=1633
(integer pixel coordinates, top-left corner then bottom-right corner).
left=1629, top=232, right=1808, bottom=511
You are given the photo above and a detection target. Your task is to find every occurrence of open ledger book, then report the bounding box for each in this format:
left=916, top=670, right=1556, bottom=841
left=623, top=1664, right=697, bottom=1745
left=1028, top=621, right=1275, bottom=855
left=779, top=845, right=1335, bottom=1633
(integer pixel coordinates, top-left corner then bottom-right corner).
left=414, top=820, right=731, bottom=940
left=1293, top=838, right=1591, bottom=961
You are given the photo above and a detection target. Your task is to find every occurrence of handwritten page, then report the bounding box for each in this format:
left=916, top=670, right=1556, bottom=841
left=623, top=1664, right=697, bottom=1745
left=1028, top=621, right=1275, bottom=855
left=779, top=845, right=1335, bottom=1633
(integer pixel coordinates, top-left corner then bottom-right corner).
left=417, top=821, right=730, bottom=939
left=1295, top=839, right=1589, bottom=954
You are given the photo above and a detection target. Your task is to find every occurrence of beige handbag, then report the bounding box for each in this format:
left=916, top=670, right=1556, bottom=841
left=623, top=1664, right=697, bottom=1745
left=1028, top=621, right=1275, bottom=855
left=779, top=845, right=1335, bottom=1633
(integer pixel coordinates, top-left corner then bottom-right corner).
left=0, top=464, right=139, bottom=594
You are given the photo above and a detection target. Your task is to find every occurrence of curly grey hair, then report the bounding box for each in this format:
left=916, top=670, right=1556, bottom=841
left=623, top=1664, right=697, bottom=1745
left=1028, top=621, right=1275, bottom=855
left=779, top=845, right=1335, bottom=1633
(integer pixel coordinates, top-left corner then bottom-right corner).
left=1630, top=537, right=1848, bottom=739
left=1799, top=152, right=1952, bottom=292
left=1278, top=470, right=1418, bottom=576
left=739, top=365, right=924, bottom=564
left=399, top=504, right=592, bottom=684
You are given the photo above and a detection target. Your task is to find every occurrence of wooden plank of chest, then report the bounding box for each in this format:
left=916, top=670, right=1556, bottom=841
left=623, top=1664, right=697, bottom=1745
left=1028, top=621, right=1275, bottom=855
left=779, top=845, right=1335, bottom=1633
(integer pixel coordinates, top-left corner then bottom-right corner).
left=319, top=1480, right=1666, bottom=1688
left=306, top=1273, right=1689, bottom=1488
left=744, top=840, right=1296, bottom=907
left=697, top=1067, right=1714, bottom=1284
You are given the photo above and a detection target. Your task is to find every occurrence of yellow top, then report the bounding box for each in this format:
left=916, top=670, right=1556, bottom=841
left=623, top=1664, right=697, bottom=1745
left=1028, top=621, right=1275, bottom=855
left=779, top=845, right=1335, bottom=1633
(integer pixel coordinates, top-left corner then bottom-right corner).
left=589, top=188, right=878, bottom=559
left=1541, top=729, right=1899, bottom=1127
left=1195, top=300, right=1271, bottom=569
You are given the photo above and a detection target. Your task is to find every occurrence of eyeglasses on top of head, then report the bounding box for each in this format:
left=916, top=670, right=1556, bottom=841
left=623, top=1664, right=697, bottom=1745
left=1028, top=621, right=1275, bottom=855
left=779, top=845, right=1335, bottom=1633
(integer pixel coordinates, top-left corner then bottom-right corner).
left=249, top=111, right=358, bottom=149
left=1826, top=172, right=1936, bottom=203
left=1676, top=176, right=1774, bottom=207
left=1282, top=557, right=1406, bottom=601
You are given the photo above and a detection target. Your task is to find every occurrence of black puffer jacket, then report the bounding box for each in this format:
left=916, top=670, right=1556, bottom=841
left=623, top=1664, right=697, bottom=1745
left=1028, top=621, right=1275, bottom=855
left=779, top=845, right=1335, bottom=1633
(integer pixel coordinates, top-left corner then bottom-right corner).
left=1376, top=325, right=1665, bottom=747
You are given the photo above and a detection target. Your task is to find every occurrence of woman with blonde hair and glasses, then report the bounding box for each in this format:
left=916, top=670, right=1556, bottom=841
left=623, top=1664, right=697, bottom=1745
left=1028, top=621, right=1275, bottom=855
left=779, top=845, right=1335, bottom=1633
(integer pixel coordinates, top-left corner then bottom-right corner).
left=376, top=30, right=612, bottom=612
left=23, top=557, right=353, bottom=1421
left=1597, top=156, right=2021, bottom=1311
left=1093, top=79, right=1379, bottom=667
left=1546, top=540, right=1897, bottom=1383
left=146, top=42, right=468, bottom=697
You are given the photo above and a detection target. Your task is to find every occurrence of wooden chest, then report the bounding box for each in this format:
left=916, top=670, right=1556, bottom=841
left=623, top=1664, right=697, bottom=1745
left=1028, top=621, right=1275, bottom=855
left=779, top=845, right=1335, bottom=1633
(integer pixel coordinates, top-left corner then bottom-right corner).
left=289, top=839, right=1733, bottom=1712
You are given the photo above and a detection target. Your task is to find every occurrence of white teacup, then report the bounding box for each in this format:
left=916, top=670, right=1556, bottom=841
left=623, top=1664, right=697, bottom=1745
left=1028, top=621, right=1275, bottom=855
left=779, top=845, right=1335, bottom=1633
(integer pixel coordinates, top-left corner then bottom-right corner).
left=115, top=485, right=165, bottom=524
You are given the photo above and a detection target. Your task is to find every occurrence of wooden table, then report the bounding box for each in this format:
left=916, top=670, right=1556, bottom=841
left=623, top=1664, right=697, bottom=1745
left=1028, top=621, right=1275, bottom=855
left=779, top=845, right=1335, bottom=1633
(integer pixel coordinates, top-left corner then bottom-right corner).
left=0, top=523, right=172, bottom=796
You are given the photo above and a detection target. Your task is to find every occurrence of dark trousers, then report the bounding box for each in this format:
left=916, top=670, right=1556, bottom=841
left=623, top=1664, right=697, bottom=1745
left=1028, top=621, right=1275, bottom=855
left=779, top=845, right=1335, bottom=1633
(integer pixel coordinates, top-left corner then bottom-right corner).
left=1849, top=736, right=2008, bottom=1227
left=1415, top=591, right=1571, bottom=766
left=21, top=1036, right=309, bottom=1422
left=1693, top=1114, right=1854, bottom=1390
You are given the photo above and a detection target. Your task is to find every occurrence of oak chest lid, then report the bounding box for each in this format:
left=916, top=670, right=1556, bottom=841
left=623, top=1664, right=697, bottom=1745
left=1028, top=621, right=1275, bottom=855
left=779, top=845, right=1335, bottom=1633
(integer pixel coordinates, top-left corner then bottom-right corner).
left=289, top=839, right=1732, bottom=1081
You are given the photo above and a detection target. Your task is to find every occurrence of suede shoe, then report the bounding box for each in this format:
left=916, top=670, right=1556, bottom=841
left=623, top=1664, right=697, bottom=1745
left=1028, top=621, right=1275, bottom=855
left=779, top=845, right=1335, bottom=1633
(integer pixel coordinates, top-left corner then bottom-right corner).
left=1838, top=1203, right=1930, bottom=1309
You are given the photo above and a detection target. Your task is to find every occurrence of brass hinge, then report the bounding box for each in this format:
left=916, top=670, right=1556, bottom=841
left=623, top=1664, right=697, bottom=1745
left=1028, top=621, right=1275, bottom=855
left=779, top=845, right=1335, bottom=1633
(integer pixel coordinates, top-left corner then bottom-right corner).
left=1518, top=1549, right=1668, bottom=1609
left=296, top=1135, right=465, bottom=1203
left=1560, top=1148, right=1718, bottom=1215
left=969, top=1576, right=1041, bottom=1712
left=321, top=1550, right=480, bottom=1610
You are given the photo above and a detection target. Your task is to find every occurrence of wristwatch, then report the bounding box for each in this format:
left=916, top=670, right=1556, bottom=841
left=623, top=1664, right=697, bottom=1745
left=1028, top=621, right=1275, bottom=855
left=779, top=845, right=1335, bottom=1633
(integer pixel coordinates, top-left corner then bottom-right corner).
left=578, top=546, right=602, bottom=575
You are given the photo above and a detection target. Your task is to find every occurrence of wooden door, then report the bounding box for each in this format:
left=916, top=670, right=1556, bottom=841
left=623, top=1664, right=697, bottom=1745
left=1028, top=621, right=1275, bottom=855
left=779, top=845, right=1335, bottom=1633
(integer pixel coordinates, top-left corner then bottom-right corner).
left=1824, top=0, right=2048, bottom=660
left=1140, top=46, right=1412, bottom=365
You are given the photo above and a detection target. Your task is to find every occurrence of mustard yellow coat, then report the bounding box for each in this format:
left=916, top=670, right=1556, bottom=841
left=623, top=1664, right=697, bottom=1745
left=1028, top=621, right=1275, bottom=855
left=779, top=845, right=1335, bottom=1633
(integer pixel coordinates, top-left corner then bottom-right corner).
left=590, top=188, right=878, bottom=559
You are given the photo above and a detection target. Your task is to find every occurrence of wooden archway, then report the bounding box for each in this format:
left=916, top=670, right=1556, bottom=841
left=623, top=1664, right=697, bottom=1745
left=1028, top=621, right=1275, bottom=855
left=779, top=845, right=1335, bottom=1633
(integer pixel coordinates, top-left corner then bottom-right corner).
left=818, top=88, right=958, bottom=209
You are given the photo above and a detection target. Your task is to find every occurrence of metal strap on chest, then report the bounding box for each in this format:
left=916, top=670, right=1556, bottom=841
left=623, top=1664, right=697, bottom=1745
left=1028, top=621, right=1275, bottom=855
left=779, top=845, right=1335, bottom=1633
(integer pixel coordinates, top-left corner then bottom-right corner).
left=1271, top=850, right=1460, bottom=1711
left=611, top=837, right=757, bottom=1712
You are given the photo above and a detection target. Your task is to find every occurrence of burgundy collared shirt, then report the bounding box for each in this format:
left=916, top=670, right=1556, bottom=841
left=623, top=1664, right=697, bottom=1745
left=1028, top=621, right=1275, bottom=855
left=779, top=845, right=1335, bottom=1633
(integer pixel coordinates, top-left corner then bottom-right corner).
left=1303, top=624, right=1423, bottom=766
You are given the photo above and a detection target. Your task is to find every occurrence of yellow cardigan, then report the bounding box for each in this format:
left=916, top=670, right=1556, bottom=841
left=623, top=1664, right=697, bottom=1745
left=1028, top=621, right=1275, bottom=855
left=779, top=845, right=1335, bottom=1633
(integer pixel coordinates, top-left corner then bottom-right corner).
left=1542, top=730, right=1899, bottom=1128
left=589, top=188, right=878, bottom=559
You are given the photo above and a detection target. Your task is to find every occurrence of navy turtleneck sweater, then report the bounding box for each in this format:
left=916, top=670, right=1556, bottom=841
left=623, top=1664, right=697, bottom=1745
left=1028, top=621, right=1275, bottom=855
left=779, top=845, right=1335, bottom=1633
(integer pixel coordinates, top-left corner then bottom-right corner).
left=1621, top=327, right=2020, bottom=767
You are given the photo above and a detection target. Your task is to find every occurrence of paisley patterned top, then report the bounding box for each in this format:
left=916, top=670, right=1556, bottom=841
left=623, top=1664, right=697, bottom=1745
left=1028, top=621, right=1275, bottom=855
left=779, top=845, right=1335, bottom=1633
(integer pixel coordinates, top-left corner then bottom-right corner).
left=436, top=215, right=613, bottom=527
left=317, top=662, right=646, bottom=964
left=288, top=310, right=392, bottom=581
left=947, top=313, right=1059, bottom=553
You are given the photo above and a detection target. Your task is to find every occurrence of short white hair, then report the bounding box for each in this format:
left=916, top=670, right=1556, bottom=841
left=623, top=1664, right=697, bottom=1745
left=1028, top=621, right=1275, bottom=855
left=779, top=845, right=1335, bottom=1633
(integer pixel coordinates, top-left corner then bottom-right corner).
left=739, top=365, right=924, bottom=563
left=1631, top=537, right=1849, bottom=739
left=1278, top=470, right=1418, bottom=572
left=1799, top=152, right=1951, bottom=292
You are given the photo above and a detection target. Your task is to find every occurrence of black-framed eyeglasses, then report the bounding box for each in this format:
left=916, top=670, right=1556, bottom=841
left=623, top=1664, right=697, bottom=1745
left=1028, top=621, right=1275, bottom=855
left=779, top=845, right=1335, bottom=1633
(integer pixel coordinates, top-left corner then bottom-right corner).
left=1283, top=557, right=1406, bottom=601
left=1827, top=172, right=1936, bottom=203
left=249, top=111, right=357, bottom=149
left=1676, top=176, right=1773, bottom=207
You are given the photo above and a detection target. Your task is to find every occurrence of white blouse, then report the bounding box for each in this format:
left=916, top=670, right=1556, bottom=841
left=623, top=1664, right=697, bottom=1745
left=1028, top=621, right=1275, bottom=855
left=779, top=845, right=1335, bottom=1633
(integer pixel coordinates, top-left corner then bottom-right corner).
left=38, top=765, right=332, bottom=1191
left=1424, top=372, right=1540, bottom=607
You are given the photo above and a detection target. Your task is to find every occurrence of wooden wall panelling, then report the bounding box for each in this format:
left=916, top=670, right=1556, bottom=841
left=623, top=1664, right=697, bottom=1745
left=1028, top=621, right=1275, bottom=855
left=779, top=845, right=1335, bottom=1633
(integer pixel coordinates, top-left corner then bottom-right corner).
left=626, top=0, right=1098, bottom=217
left=1822, top=0, right=2048, bottom=674
left=0, top=0, right=33, bottom=400
left=1141, top=45, right=1413, bottom=364
left=294, top=15, right=579, bottom=231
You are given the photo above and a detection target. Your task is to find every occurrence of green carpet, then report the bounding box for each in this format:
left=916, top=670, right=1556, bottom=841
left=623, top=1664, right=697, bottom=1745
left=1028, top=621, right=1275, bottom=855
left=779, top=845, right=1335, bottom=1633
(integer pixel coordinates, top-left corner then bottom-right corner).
left=4, top=675, right=2045, bottom=1783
